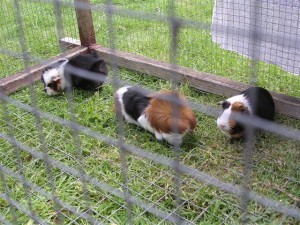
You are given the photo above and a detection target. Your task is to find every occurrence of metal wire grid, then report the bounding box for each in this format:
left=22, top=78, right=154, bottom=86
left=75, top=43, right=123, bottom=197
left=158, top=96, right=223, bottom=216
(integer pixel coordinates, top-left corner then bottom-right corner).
left=0, top=94, right=298, bottom=223
left=0, top=93, right=299, bottom=224
left=0, top=0, right=79, bottom=79
left=211, top=0, right=300, bottom=95
left=0, top=0, right=299, bottom=224
left=1, top=0, right=300, bottom=96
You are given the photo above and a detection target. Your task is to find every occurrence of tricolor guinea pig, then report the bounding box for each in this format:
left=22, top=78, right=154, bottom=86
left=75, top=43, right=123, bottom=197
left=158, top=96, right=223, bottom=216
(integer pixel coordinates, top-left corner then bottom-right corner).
left=41, top=54, right=107, bottom=96
left=41, top=59, right=68, bottom=96
left=115, top=86, right=197, bottom=146
left=217, top=86, right=275, bottom=139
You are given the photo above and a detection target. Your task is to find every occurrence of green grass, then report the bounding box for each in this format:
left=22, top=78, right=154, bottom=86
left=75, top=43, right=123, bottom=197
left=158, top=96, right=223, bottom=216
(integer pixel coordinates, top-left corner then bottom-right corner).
left=0, top=69, right=299, bottom=224
left=0, top=0, right=300, bottom=224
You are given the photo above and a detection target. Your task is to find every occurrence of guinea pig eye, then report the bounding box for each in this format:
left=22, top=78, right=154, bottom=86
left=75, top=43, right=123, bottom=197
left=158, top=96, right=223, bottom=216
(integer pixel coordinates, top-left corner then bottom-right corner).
left=222, top=101, right=230, bottom=109
left=47, top=83, right=53, bottom=88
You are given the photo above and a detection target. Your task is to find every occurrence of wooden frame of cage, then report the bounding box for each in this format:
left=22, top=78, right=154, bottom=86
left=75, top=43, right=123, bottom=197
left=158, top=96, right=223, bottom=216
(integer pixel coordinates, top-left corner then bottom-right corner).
left=0, top=0, right=299, bottom=119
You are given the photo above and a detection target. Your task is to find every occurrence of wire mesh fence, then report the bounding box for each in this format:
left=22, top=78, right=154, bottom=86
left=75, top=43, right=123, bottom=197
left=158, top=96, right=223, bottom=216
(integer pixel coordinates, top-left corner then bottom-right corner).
left=0, top=0, right=299, bottom=224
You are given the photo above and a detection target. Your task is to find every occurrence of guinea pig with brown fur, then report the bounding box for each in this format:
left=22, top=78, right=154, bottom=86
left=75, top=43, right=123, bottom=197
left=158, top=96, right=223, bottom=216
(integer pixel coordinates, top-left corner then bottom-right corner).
left=217, top=86, right=275, bottom=139
left=115, top=86, right=197, bottom=146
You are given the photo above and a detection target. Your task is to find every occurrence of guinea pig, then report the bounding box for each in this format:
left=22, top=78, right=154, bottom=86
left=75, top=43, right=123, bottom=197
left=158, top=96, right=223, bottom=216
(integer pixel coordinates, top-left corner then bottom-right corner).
left=41, top=53, right=107, bottom=96
left=41, top=59, right=68, bottom=96
left=217, top=86, right=275, bottom=139
left=115, top=86, right=197, bottom=146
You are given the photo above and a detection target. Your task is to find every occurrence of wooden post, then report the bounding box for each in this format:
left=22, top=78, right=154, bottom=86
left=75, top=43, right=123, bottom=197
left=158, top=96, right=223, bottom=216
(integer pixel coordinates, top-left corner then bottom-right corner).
left=74, top=0, right=96, bottom=47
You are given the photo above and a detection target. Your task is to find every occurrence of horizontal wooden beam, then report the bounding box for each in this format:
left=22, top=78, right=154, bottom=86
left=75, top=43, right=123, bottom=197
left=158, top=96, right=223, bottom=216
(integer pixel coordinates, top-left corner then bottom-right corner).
left=91, top=45, right=300, bottom=119
left=59, top=37, right=81, bottom=49
left=93, top=46, right=247, bottom=95
left=0, top=46, right=88, bottom=95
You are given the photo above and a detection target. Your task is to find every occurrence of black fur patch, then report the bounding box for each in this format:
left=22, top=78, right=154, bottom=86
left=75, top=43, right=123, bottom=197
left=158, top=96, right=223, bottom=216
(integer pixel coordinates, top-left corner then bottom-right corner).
left=229, top=123, right=244, bottom=136
left=64, top=54, right=108, bottom=91
left=222, top=101, right=230, bottom=110
left=242, top=87, right=275, bottom=121
left=123, top=87, right=150, bottom=121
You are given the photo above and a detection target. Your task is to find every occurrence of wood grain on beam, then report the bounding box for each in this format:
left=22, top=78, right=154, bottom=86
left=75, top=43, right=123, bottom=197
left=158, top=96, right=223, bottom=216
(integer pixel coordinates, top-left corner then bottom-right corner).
left=74, top=0, right=96, bottom=47
left=59, top=37, right=81, bottom=49
left=0, top=46, right=88, bottom=95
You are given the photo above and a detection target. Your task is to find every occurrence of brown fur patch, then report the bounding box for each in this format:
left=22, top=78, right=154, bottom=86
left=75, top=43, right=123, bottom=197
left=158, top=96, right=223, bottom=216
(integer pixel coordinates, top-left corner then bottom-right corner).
left=228, top=101, right=248, bottom=138
left=231, top=102, right=247, bottom=113
left=230, top=132, right=244, bottom=139
left=51, top=76, right=62, bottom=92
left=228, top=119, right=236, bottom=131
left=145, top=90, right=197, bottom=134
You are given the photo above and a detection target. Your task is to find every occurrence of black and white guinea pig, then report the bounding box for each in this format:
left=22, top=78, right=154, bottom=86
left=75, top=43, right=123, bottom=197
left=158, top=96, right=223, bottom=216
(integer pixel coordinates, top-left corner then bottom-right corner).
left=217, top=86, right=275, bottom=139
left=41, top=53, right=107, bottom=96
left=115, top=86, right=197, bottom=146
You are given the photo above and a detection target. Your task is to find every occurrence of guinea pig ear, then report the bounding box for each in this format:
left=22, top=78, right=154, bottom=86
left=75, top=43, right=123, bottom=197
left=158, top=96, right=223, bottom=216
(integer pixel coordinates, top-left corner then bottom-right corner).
left=52, top=76, right=61, bottom=82
left=218, top=100, right=230, bottom=110
left=51, top=76, right=62, bottom=91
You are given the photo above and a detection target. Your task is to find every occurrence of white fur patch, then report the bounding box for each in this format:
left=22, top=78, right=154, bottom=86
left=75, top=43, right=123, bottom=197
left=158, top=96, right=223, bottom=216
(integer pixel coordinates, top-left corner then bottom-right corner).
left=116, top=86, right=139, bottom=125
left=217, top=94, right=252, bottom=135
left=42, top=60, right=68, bottom=96
left=138, top=114, right=163, bottom=140
left=137, top=114, right=155, bottom=133
left=138, top=113, right=184, bottom=145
